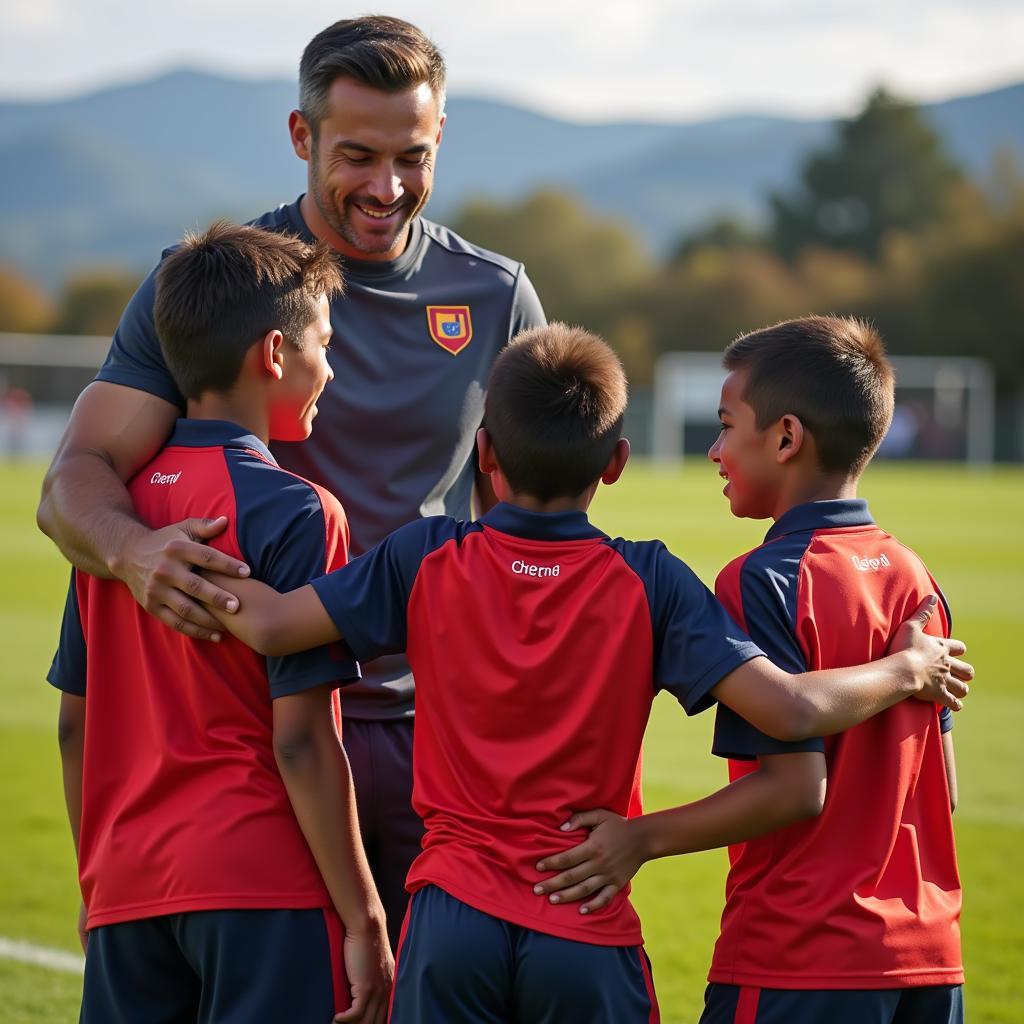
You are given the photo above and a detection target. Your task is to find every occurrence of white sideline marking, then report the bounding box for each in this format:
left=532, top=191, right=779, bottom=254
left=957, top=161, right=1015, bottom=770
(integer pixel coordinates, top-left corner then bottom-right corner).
left=0, top=936, right=84, bottom=975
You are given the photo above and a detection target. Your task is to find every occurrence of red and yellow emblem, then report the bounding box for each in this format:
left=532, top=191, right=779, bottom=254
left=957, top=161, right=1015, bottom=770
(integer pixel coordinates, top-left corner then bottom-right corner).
left=426, top=305, right=473, bottom=355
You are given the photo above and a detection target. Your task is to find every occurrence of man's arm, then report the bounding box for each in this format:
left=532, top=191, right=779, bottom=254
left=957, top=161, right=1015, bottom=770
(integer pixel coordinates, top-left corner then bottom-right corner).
left=534, top=751, right=826, bottom=912
left=37, top=381, right=249, bottom=639
left=273, top=686, right=392, bottom=1024
left=712, top=597, right=971, bottom=741
left=57, top=693, right=88, bottom=951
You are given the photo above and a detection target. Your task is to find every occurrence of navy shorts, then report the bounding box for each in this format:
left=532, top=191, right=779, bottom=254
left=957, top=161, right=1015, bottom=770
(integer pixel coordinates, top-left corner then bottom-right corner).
left=81, top=908, right=348, bottom=1023
left=700, top=982, right=964, bottom=1024
left=389, top=884, right=659, bottom=1024
left=343, top=717, right=424, bottom=953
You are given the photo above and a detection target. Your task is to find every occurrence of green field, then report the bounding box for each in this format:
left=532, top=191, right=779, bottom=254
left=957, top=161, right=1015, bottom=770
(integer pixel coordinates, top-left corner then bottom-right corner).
left=2, top=457, right=1022, bottom=1022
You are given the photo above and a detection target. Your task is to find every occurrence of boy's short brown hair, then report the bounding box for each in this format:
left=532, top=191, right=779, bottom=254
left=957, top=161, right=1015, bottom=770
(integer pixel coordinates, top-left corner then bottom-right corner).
left=485, top=323, right=627, bottom=501
left=154, top=220, right=344, bottom=401
left=724, top=315, right=895, bottom=477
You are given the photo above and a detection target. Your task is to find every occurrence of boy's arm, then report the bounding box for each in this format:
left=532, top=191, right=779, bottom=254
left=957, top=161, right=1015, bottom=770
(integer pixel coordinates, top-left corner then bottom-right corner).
left=202, top=575, right=338, bottom=656
left=712, top=596, right=971, bottom=741
left=57, top=693, right=88, bottom=951
left=204, top=517, right=452, bottom=660
left=273, top=685, right=392, bottom=1024
left=535, top=750, right=826, bottom=912
left=942, top=731, right=958, bottom=813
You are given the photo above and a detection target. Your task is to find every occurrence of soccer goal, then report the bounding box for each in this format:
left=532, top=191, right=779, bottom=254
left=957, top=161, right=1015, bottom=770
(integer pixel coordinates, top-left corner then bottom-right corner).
left=651, top=351, right=996, bottom=467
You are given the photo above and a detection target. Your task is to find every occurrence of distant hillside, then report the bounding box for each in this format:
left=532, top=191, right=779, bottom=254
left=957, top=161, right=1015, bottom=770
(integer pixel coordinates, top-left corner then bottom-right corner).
left=1, top=71, right=1020, bottom=286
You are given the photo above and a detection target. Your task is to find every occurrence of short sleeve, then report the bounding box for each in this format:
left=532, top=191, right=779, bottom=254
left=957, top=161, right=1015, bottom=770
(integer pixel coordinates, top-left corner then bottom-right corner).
left=47, top=571, right=87, bottom=696
left=94, top=259, right=185, bottom=408
left=712, top=544, right=826, bottom=760
left=230, top=457, right=360, bottom=698
left=509, top=269, right=546, bottom=338
left=312, top=517, right=463, bottom=663
left=610, top=540, right=763, bottom=716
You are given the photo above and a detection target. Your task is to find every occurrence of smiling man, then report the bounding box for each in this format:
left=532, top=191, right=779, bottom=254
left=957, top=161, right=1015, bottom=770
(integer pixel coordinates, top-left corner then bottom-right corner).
left=38, top=16, right=546, bottom=951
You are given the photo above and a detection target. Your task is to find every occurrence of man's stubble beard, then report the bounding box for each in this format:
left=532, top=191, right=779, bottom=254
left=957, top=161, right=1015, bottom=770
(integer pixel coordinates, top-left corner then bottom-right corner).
left=308, top=147, right=422, bottom=257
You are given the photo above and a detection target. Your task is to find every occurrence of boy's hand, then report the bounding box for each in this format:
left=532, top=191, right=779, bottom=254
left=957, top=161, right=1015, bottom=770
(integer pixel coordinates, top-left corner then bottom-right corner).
left=533, top=809, right=645, bottom=915
left=334, top=921, right=394, bottom=1024
left=889, top=596, right=973, bottom=710
left=76, top=901, right=88, bottom=954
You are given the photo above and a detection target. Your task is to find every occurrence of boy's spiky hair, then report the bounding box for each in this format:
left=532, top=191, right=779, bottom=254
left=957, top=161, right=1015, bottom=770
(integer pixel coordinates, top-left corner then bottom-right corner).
left=724, top=314, right=895, bottom=477
left=485, top=323, right=627, bottom=501
left=154, top=220, right=343, bottom=400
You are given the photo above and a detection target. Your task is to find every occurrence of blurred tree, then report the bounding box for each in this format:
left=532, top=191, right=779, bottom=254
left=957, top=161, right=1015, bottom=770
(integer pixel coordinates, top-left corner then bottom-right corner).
left=670, top=215, right=764, bottom=264
left=770, top=88, right=961, bottom=259
left=54, top=269, right=142, bottom=336
left=451, top=190, right=651, bottom=328
left=0, top=265, right=54, bottom=333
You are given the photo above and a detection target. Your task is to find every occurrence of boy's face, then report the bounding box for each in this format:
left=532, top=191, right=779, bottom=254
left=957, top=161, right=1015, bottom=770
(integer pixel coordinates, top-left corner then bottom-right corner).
left=708, top=369, right=782, bottom=519
left=268, top=295, right=334, bottom=442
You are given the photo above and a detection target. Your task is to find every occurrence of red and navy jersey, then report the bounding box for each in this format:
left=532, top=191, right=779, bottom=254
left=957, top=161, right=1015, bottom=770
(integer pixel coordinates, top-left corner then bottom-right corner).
left=708, top=499, right=962, bottom=989
left=47, top=419, right=359, bottom=929
left=311, top=502, right=762, bottom=946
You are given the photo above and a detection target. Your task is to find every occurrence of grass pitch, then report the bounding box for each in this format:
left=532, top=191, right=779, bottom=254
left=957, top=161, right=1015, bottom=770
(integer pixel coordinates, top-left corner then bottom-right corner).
left=1, top=457, right=1022, bottom=1022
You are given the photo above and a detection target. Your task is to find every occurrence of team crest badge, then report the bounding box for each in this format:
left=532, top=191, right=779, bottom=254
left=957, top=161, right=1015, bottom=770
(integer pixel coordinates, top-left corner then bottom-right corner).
left=426, top=306, right=473, bottom=355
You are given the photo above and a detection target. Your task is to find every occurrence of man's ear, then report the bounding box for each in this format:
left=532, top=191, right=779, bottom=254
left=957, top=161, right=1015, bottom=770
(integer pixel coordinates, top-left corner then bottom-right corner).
left=776, top=414, right=805, bottom=463
left=601, top=438, right=631, bottom=485
left=435, top=111, right=447, bottom=147
left=261, top=330, right=286, bottom=381
left=289, top=110, right=313, bottom=162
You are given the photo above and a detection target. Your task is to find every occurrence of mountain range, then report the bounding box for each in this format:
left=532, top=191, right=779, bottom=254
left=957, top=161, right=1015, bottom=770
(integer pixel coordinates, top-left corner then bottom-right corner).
left=1, top=71, right=1021, bottom=287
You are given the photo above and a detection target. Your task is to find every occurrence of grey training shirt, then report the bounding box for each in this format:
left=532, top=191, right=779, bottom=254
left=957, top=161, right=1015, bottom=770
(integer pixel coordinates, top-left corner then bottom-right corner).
left=96, top=197, right=546, bottom=718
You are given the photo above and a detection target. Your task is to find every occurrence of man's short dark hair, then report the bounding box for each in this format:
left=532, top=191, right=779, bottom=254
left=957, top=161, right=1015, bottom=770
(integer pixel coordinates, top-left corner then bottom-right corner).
left=299, top=16, right=446, bottom=134
left=154, top=220, right=344, bottom=401
left=723, top=315, right=895, bottom=477
left=485, top=323, right=627, bottom=501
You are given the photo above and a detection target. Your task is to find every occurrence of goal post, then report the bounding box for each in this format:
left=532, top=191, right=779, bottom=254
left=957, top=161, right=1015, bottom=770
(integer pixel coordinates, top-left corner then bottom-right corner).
left=651, top=351, right=996, bottom=468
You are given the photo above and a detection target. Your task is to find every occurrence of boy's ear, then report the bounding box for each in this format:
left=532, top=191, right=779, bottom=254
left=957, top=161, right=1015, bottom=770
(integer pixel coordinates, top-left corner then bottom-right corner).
left=601, top=438, right=631, bottom=485
left=261, top=330, right=286, bottom=381
left=775, top=414, right=805, bottom=463
left=476, top=427, right=497, bottom=475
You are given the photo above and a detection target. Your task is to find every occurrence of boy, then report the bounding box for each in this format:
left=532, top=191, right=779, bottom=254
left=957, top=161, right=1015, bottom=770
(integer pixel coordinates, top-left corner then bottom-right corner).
left=201, top=323, right=968, bottom=1023
left=48, top=222, right=392, bottom=1024
left=537, top=317, right=964, bottom=1023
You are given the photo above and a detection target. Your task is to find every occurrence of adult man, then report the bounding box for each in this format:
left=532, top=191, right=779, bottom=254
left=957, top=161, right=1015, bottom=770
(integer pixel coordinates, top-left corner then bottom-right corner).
left=37, top=15, right=546, bottom=950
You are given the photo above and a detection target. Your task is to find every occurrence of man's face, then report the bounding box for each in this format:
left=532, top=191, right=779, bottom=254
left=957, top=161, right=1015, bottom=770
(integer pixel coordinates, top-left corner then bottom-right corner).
left=269, top=295, right=334, bottom=442
left=299, top=78, right=444, bottom=261
left=708, top=369, right=781, bottom=520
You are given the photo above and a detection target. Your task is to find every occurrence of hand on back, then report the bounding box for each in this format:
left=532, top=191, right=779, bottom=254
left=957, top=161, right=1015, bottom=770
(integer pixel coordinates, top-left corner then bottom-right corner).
left=890, top=596, right=973, bottom=711
left=117, top=516, right=250, bottom=641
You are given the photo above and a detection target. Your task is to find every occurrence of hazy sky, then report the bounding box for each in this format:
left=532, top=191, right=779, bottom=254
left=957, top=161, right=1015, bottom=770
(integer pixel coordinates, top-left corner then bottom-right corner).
left=3, top=0, right=1022, bottom=120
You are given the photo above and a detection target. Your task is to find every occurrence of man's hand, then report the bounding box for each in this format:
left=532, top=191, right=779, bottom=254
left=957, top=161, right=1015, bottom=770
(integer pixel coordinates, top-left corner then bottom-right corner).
left=334, top=922, right=394, bottom=1024
left=533, top=809, right=645, bottom=915
left=113, top=516, right=250, bottom=641
left=889, top=596, right=973, bottom=710
left=76, top=901, right=89, bottom=954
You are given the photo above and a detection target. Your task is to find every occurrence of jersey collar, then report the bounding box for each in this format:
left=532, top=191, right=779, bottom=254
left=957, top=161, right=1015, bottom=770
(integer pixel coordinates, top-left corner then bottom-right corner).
left=765, top=498, right=874, bottom=542
left=480, top=502, right=608, bottom=542
left=166, top=419, right=276, bottom=464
